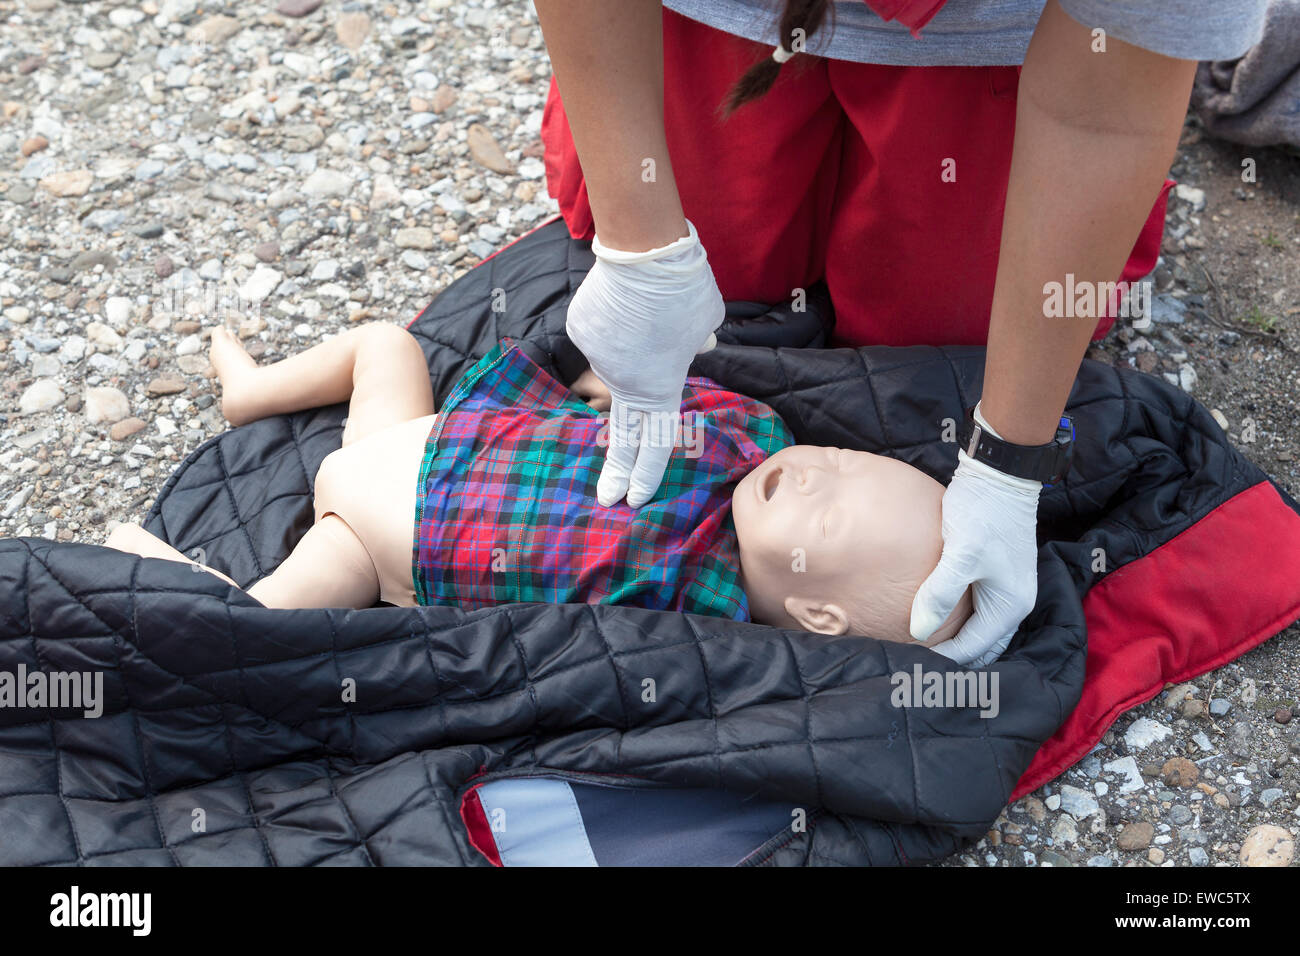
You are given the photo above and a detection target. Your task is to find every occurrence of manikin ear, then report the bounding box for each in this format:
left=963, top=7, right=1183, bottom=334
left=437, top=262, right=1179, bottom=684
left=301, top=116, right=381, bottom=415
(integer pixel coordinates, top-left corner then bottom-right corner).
left=783, top=596, right=850, bottom=636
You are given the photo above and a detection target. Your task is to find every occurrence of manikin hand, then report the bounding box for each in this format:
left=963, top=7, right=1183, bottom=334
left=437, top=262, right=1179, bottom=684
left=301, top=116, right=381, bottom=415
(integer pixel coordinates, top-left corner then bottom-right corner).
left=909, top=406, right=1042, bottom=667
left=565, top=219, right=724, bottom=508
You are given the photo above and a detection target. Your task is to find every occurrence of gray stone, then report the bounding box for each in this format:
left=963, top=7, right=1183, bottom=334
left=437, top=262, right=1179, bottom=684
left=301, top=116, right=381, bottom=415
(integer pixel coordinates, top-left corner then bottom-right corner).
left=2, top=485, right=34, bottom=518
left=1059, top=785, right=1100, bottom=820
left=400, top=250, right=429, bottom=271
left=1123, top=717, right=1172, bottom=751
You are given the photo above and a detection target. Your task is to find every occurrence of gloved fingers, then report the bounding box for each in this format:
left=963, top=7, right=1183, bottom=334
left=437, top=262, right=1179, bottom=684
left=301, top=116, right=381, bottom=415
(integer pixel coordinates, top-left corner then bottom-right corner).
left=596, top=401, right=642, bottom=507
left=931, top=593, right=1017, bottom=666
left=909, top=548, right=974, bottom=642
left=625, top=408, right=681, bottom=508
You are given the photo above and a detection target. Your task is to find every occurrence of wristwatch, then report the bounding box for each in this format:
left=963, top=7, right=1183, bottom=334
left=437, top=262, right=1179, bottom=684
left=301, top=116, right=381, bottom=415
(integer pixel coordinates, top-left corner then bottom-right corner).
left=958, top=406, right=1075, bottom=485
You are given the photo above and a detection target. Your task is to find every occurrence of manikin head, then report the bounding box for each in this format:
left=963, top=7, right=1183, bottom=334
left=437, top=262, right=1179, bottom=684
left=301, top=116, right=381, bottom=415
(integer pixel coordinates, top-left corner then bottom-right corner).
left=732, top=445, right=973, bottom=647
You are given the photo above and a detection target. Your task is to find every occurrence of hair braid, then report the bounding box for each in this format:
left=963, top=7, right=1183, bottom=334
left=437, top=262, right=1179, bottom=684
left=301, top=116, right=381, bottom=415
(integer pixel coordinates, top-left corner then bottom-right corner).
left=720, top=0, right=834, bottom=117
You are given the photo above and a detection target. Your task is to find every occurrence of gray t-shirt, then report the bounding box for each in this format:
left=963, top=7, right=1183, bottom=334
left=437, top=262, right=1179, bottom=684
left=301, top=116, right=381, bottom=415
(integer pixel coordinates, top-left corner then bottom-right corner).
left=661, top=0, right=1269, bottom=66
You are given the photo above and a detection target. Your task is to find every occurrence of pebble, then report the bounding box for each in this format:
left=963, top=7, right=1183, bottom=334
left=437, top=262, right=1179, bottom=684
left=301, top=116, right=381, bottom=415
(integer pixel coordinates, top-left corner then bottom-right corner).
left=430, top=87, right=458, bottom=113
left=1116, top=822, right=1154, bottom=850
left=109, top=418, right=147, bottom=442
left=302, top=169, right=352, bottom=198
left=254, top=242, right=280, bottom=263
left=336, top=11, right=370, bottom=50
left=1239, top=825, right=1294, bottom=866
left=1174, top=184, right=1206, bottom=211
left=1260, top=788, right=1285, bottom=807
left=240, top=266, right=282, bottom=303
left=1103, top=756, right=1144, bottom=793
left=395, top=227, right=436, bottom=250
left=146, top=374, right=186, bottom=397
left=2, top=486, right=34, bottom=519
left=1187, top=847, right=1209, bottom=866
left=277, top=0, right=322, bottom=16
left=1163, top=683, right=1195, bottom=709
left=1168, top=805, right=1192, bottom=825
left=38, top=169, right=94, bottom=197
left=1052, top=815, right=1078, bottom=844
left=194, top=14, right=241, bottom=44
left=19, top=379, right=65, bottom=414
left=83, top=387, right=131, bottom=424
left=1209, top=698, right=1231, bottom=716
left=311, top=259, right=339, bottom=281
left=400, top=250, right=429, bottom=271
left=1059, top=785, right=1100, bottom=820
left=104, top=296, right=132, bottom=326
left=467, top=123, right=513, bottom=174
left=1161, top=757, right=1198, bottom=788
left=86, top=323, right=124, bottom=351
left=1228, top=722, right=1253, bottom=757
left=1124, top=717, right=1172, bottom=751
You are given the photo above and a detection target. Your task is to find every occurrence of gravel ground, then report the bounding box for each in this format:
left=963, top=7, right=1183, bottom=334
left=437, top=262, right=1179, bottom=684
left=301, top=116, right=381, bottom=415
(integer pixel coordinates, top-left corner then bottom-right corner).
left=1, top=0, right=1297, bottom=868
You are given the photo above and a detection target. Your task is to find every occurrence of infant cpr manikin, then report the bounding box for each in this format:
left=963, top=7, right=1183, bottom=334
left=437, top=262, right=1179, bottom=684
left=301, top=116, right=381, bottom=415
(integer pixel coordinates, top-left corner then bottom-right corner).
left=106, top=323, right=970, bottom=649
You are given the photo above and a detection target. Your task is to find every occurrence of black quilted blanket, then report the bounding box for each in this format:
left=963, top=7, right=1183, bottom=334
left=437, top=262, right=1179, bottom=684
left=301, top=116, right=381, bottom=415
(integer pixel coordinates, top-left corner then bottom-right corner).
left=0, top=219, right=1288, bottom=866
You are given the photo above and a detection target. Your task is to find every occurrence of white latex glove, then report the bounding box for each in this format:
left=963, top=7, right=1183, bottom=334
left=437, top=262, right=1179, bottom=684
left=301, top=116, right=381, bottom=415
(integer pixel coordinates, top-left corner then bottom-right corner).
left=565, top=219, right=724, bottom=507
left=909, top=403, right=1042, bottom=667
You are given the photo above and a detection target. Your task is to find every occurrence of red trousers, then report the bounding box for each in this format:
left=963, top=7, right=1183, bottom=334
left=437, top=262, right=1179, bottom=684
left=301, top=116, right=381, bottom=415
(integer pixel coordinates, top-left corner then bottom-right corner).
left=541, top=8, right=1172, bottom=348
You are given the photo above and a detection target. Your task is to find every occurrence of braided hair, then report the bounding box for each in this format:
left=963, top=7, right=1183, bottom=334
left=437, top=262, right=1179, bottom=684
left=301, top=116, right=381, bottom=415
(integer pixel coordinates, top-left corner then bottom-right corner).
left=721, top=0, right=836, bottom=116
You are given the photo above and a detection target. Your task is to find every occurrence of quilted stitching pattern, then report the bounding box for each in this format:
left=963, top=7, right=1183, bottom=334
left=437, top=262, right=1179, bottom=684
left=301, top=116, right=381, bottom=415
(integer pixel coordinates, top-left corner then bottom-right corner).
left=0, top=220, right=1266, bottom=866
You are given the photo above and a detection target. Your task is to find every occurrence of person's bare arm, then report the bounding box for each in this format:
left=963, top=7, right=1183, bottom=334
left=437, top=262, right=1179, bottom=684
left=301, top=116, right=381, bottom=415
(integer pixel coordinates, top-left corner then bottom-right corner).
left=532, top=0, right=688, bottom=251
left=979, top=0, right=1197, bottom=444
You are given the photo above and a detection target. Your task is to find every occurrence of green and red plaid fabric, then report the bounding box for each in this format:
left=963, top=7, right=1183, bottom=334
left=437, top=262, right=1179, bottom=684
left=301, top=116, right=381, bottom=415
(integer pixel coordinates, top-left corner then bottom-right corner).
left=412, top=339, right=793, bottom=619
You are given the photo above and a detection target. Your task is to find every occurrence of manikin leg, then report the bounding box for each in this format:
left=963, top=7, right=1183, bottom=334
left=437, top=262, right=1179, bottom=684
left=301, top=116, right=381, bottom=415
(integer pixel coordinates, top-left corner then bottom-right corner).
left=108, top=323, right=437, bottom=609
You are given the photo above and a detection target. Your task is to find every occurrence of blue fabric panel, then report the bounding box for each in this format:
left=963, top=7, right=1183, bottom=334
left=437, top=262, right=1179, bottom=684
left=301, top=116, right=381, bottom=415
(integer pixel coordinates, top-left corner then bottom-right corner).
left=476, top=778, right=598, bottom=867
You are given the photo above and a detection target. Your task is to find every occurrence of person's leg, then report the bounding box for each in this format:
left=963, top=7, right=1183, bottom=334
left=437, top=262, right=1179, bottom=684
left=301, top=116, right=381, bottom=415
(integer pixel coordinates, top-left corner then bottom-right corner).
left=210, top=322, right=434, bottom=445
left=540, top=6, right=843, bottom=306
left=824, top=61, right=1175, bottom=348
left=824, top=62, right=1020, bottom=347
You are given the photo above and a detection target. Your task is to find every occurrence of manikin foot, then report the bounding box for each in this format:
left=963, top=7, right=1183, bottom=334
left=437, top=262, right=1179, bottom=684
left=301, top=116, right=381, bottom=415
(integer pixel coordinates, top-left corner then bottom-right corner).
left=209, top=325, right=260, bottom=426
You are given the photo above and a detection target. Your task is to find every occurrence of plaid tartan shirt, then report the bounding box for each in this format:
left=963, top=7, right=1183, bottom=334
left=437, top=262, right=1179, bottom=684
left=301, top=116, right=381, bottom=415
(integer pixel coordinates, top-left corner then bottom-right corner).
left=412, top=340, right=793, bottom=619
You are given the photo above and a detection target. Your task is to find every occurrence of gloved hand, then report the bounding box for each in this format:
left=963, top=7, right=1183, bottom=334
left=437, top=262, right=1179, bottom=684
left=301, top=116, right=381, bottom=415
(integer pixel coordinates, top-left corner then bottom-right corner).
left=566, top=219, right=725, bottom=507
left=909, top=404, right=1042, bottom=667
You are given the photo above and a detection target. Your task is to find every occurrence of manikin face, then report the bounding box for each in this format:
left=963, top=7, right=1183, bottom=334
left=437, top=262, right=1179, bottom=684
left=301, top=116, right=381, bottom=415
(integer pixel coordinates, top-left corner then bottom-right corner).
left=731, top=445, right=972, bottom=647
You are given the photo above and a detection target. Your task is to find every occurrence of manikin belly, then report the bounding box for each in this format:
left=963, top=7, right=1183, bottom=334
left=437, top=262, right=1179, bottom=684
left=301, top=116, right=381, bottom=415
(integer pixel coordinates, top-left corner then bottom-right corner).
left=312, top=414, right=437, bottom=607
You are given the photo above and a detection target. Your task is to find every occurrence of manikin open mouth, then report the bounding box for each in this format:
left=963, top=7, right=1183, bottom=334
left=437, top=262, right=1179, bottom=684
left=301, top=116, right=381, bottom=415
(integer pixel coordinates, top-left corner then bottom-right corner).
left=759, top=465, right=781, bottom=502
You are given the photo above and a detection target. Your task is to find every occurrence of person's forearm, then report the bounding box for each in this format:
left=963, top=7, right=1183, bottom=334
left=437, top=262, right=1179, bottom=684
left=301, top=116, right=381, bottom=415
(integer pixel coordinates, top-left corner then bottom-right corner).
left=980, top=0, right=1196, bottom=445
left=533, top=0, right=689, bottom=252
